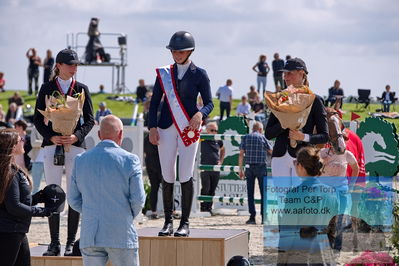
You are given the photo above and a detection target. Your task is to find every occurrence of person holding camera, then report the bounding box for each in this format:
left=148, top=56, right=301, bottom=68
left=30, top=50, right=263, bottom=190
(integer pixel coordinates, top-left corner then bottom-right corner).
left=0, top=129, right=55, bottom=266
left=26, top=48, right=41, bottom=96
left=33, top=48, right=94, bottom=256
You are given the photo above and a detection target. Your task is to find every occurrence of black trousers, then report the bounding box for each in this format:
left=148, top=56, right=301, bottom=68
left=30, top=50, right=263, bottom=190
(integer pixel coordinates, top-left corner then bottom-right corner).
left=200, top=171, right=220, bottom=211
left=219, top=102, right=231, bottom=121
left=28, top=69, right=39, bottom=95
left=273, top=74, right=285, bottom=90
left=0, top=232, right=31, bottom=266
left=43, top=69, right=51, bottom=83
left=148, top=167, right=163, bottom=212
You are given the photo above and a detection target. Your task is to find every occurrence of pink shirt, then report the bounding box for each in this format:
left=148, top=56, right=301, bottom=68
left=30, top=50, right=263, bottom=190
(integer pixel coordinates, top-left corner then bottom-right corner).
left=319, top=148, right=357, bottom=187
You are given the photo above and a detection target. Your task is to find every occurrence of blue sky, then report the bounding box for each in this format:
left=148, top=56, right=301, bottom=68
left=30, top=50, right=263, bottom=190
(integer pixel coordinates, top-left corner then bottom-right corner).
left=1, top=0, right=398, bottom=99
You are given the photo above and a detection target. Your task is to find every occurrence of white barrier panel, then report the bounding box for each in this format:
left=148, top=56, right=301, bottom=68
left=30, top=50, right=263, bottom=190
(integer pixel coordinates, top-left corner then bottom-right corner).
left=213, top=180, right=248, bottom=211
left=85, top=118, right=144, bottom=164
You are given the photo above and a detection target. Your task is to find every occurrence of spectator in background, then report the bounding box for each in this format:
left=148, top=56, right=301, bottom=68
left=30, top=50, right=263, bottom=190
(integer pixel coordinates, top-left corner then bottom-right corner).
left=216, top=79, right=233, bottom=121
left=136, top=79, right=148, bottom=103
left=252, top=95, right=265, bottom=114
left=200, top=122, right=225, bottom=214
left=252, top=95, right=265, bottom=122
left=29, top=125, right=45, bottom=194
left=272, top=53, right=285, bottom=91
left=0, top=72, right=5, bottom=92
left=95, top=102, right=112, bottom=124
left=0, top=104, right=5, bottom=122
left=143, top=92, right=153, bottom=128
left=325, top=80, right=344, bottom=108
left=344, top=126, right=366, bottom=220
left=252, top=54, right=270, bottom=95
left=26, top=48, right=41, bottom=95
left=380, top=84, right=395, bottom=112
left=238, top=122, right=272, bottom=224
left=143, top=92, right=152, bottom=113
left=144, top=133, right=163, bottom=219
left=286, top=54, right=292, bottom=61
left=236, top=95, right=251, bottom=116
left=43, top=49, right=54, bottom=83
left=8, top=92, right=24, bottom=107
left=98, top=84, right=105, bottom=94
left=14, top=120, right=32, bottom=173
left=247, top=85, right=259, bottom=108
left=5, top=103, right=18, bottom=125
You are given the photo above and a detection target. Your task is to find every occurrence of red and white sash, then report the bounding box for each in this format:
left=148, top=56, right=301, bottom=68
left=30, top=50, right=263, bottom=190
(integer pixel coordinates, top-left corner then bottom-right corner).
left=156, top=64, right=199, bottom=147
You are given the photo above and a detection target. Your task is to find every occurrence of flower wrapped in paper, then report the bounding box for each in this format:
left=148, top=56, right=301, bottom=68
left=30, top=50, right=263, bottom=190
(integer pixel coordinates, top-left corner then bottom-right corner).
left=38, top=91, right=85, bottom=152
left=265, top=85, right=316, bottom=148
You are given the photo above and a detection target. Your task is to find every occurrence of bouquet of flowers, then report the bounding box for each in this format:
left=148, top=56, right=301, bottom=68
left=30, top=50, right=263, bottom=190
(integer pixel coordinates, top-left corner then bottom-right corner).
left=38, top=90, right=85, bottom=152
left=345, top=250, right=396, bottom=265
left=265, top=85, right=315, bottom=148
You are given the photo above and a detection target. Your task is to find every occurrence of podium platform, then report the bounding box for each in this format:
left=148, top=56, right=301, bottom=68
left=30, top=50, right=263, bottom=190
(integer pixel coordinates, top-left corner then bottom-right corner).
left=30, top=244, right=108, bottom=266
left=138, top=228, right=249, bottom=266
left=31, top=228, right=249, bottom=266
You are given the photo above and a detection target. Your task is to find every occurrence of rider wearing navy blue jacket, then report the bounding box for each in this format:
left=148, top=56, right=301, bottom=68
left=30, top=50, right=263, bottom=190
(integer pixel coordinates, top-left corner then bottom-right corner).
left=149, top=31, right=214, bottom=238
left=148, top=63, right=213, bottom=129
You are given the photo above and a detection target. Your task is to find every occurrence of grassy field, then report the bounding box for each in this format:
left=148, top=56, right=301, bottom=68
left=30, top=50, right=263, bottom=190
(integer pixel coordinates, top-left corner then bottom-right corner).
left=1, top=90, right=399, bottom=129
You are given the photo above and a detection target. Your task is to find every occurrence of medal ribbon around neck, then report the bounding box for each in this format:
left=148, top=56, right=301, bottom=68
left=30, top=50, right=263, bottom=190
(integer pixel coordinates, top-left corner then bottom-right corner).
left=55, top=78, right=76, bottom=96
left=156, top=64, right=200, bottom=147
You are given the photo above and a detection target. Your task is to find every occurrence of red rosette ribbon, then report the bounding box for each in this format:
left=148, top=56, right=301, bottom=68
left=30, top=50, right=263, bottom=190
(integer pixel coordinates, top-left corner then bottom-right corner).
left=181, top=126, right=200, bottom=147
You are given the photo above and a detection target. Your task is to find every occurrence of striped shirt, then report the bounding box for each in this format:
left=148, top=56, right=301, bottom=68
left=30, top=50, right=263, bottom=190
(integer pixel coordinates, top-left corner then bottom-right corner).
left=239, top=132, right=271, bottom=164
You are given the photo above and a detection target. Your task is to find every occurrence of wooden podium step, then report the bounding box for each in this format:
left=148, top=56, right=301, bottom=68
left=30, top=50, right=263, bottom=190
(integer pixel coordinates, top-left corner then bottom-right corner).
left=31, top=228, right=249, bottom=266
left=138, top=228, right=249, bottom=266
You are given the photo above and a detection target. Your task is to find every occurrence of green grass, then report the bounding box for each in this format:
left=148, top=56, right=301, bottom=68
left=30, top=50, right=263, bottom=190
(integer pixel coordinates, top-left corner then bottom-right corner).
left=0, top=90, right=241, bottom=119
left=1, top=90, right=399, bottom=129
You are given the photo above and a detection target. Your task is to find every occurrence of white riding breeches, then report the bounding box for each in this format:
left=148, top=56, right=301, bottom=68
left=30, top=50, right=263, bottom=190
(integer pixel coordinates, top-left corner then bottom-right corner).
left=271, top=151, right=301, bottom=200
left=43, top=145, right=85, bottom=194
left=157, top=126, right=199, bottom=183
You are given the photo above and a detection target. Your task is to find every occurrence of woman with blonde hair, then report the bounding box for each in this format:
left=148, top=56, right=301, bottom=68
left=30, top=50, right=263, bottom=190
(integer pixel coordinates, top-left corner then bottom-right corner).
left=0, top=129, right=53, bottom=265
left=34, top=48, right=94, bottom=256
left=266, top=58, right=328, bottom=187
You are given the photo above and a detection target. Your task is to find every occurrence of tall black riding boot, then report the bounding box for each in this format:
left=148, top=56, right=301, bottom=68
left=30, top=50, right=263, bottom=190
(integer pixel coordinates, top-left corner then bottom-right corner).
left=158, top=180, right=174, bottom=236
left=43, top=213, right=61, bottom=256
left=174, top=178, right=193, bottom=237
left=65, top=206, right=80, bottom=256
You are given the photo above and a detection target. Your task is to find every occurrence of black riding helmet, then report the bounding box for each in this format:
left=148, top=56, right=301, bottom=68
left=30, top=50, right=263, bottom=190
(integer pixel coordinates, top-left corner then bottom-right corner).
left=166, top=31, right=195, bottom=51
left=43, top=184, right=66, bottom=213
left=227, top=255, right=251, bottom=266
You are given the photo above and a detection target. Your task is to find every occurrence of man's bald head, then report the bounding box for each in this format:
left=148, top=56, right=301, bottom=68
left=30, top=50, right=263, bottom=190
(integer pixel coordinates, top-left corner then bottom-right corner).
left=252, top=121, right=263, bottom=133
left=99, top=115, right=123, bottom=144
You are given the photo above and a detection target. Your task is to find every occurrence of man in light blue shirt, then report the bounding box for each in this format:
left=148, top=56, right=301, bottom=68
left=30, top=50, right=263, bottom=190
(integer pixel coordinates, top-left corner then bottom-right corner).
left=68, top=115, right=145, bottom=266
left=236, top=95, right=251, bottom=116
left=94, top=101, right=112, bottom=124
left=216, top=79, right=233, bottom=120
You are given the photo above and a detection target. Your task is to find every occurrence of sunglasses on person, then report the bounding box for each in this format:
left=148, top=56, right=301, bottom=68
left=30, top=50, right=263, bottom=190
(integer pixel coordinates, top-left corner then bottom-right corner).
left=209, top=129, right=218, bottom=133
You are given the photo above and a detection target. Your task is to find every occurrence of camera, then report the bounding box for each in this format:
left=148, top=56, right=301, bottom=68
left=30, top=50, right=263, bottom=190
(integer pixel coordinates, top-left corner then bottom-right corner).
left=88, top=18, right=100, bottom=37
left=53, top=145, right=65, bottom=166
